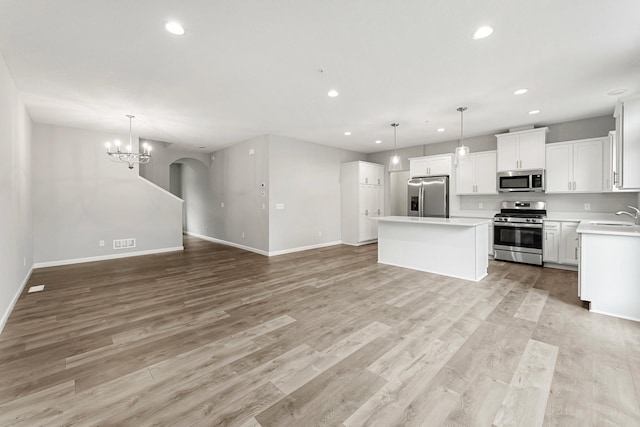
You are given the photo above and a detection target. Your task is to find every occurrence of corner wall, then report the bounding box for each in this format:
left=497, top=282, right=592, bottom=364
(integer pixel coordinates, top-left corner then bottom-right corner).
left=0, top=54, right=33, bottom=332
left=32, top=124, right=184, bottom=265
left=268, top=135, right=365, bottom=253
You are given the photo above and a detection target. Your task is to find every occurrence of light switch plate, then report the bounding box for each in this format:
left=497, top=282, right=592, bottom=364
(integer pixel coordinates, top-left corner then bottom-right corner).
left=275, top=203, right=285, bottom=210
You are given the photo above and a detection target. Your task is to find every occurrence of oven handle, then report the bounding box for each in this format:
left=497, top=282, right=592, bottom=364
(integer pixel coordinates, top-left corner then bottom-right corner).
left=493, top=222, right=543, bottom=229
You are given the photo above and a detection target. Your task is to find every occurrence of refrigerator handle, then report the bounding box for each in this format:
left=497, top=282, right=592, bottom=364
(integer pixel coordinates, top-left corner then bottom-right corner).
left=419, top=185, right=423, bottom=217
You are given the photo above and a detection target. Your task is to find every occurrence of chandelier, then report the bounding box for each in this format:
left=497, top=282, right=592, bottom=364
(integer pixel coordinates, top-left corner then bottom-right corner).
left=105, top=115, right=151, bottom=169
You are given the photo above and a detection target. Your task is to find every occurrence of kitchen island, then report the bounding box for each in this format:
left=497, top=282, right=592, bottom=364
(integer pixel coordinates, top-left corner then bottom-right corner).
left=578, top=220, right=640, bottom=321
left=374, top=216, right=491, bottom=281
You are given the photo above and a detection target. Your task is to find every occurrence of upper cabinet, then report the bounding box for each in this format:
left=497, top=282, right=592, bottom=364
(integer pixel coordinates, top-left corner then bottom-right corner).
left=496, top=128, right=548, bottom=172
left=359, top=161, right=384, bottom=185
left=614, top=96, right=640, bottom=189
left=456, top=151, right=497, bottom=195
left=409, top=154, right=453, bottom=178
left=546, top=138, right=606, bottom=193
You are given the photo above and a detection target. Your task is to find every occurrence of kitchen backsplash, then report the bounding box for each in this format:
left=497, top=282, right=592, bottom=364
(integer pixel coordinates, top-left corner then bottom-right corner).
left=459, top=191, right=639, bottom=214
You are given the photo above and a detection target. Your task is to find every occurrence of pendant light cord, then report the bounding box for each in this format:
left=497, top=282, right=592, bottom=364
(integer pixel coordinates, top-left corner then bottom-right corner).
left=457, top=107, right=467, bottom=148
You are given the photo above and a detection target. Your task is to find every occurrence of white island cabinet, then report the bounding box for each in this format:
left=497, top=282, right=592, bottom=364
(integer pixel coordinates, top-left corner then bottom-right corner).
left=375, top=216, right=490, bottom=282
left=578, top=221, right=640, bottom=321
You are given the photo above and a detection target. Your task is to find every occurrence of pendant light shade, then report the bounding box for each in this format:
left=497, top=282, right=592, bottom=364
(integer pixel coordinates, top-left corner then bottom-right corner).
left=455, top=107, right=470, bottom=165
left=389, top=123, right=403, bottom=171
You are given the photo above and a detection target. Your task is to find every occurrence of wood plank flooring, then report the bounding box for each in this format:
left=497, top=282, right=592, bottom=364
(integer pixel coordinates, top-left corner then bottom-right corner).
left=1, top=234, right=640, bottom=426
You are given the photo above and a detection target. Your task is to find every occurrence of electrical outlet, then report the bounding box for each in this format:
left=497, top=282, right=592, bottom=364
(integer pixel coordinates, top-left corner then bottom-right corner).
left=584, top=203, right=591, bottom=211
left=23, top=257, right=26, bottom=266
left=478, top=203, right=483, bottom=209
left=318, top=231, right=322, bottom=237
left=99, top=240, right=105, bottom=247
left=249, top=148, right=255, bottom=155
left=221, top=202, right=224, bottom=208
left=276, top=203, right=285, bottom=210
left=242, top=232, right=245, bottom=239
left=205, top=225, right=208, bottom=231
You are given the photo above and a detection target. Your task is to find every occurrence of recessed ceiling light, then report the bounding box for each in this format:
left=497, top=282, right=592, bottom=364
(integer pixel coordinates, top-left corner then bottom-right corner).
left=514, top=88, right=528, bottom=95
left=344, top=131, right=351, bottom=136
left=328, top=89, right=339, bottom=97
left=528, top=109, right=541, bottom=115
left=165, top=22, right=185, bottom=35
left=437, top=128, right=445, bottom=132
left=473, top=26, right=494, bottom=40
left=375, top=140, right=382, bottom=144
left=607, top=89, right=627, bottom=96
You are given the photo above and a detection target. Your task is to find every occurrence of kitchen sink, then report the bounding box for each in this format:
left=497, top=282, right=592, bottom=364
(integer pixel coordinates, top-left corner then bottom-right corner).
left=589, top=221, right=634, bottom=227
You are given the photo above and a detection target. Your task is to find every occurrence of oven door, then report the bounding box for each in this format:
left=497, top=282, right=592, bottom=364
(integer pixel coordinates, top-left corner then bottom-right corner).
left=493, top=222, right=543, bottom=254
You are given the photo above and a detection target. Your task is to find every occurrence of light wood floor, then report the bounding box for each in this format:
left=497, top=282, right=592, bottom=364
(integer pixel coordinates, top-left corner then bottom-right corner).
left=1, top=235, right=640, bottom=426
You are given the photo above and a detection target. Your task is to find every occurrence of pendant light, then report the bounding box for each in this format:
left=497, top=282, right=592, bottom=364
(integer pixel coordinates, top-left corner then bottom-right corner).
left=454, top=107, right=470, bottom=165
left=389, top=123, right=403, bottom=171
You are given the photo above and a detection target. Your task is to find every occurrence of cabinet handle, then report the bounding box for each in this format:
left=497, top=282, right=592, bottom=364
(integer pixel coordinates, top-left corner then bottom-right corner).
left=377, top=209, right=381, bottom=215
left=575, top=247, right=577, bottom=259
left=365, top=210, right=369, bottom=216
left=613, top=171, right=618, bottom=185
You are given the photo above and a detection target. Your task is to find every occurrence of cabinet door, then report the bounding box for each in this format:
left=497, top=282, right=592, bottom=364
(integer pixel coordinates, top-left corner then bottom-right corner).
left=410, top=158, right=428, bottom=178
left=560, top=222, right=579, bottom=265
left=545, top=143, right=573, bottom=193
left=359, top=163, right=375, bottom=185
left=519, top=131, right=546, bottom=170
left=621, top=97, right=640, bottom=188
left=497, top=134, right=519, bottom=171
left=455, top=158, right=475, bottom=194
left=427, top=155, right=452, bottom=176
left=475, top=152, right=497, bottom=194
left=488, top=224, right=494, bottom=256
left=573, top=139, right=603, bottom=192
left=604, top=133, right=613, bottom=191
left=358, top=185, right=372, bottom=241
left=543, top=225, right=559, bottom=263
left=374, top=164, right=384, bottom=186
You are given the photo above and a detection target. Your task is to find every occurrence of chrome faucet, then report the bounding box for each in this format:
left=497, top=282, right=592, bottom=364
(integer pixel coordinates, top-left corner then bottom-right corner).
left=616, top=206, right=640, bottom=225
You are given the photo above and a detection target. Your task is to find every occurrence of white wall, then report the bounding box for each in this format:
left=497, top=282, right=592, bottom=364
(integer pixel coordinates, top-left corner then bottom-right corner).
left=0, top=54, right=33, bottom=332
left=209, top=136, right=270, bottom=252
left=32, top=124, right=184, bottom=264
left=268, top=135, right=365, bottom=253
left=176, top=158, right=211, bottom=236
left=139, top=140, right=210, bottom=191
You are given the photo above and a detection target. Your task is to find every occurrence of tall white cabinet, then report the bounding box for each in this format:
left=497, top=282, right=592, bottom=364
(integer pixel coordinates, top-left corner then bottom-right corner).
left=341, top=161, right=385, bottom=245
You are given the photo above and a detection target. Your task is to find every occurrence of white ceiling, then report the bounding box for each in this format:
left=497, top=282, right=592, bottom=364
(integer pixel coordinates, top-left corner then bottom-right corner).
left=1, top=0, right=639, bottom=153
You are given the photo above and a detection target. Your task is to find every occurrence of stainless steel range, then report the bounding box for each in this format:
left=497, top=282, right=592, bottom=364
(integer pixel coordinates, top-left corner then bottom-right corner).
left=493, top=201, right=546, bottom=266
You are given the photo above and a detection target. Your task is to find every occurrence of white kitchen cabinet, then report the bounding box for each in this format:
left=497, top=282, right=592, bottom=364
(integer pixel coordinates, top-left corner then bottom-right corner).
left=543, top=220, right=579, bottom=266
left=409, top=154, right=453, bottom=178
left=488, top=223, right=494, bottom=257
left=359, top=162, right=383, bottom=185
left=545, top=138, right=605, bottom=193
left=341, top=161, right=385, bottom=245
left=496, top=128, right=547, bottom=172
left=606, top=130, right=637, bottom=192
left=560, top=222, right=579, bottom=265
left=543, top=221, right=560, bottom=263
left=614, top=96, right=640, bottom=189
left=456, top=151, right=497, bottom=195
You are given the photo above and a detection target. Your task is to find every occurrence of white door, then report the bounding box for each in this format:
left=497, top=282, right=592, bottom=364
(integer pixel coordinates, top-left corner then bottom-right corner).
left=427, top=156, right=452, bottom=176
left=497, top=134, right=519, bottom=171
left=455, top=158, right=475, bottom=194
left=573, top=139, right=603, bottom=192
left=543, top=223, right=560, bottom=263
left=545, top=143, right=573, bottom=193
left=519, top=132, right=545, bottom=170
left=560, top=222, right=580, bottom=265
left=410, top=158, right=428, bottom=178
left=475, top=152, right=497, bottom=194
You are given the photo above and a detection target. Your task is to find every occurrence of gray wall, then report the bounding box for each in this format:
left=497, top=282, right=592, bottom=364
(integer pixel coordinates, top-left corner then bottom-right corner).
left=139, top=141, right=210, bottom=191
left=209, top=135, right=270, bottom=252
left=32, top=124, right=184, bottom=263
left=0, top=54, right=33, bottom=331
left=175, top=158, right=211, bottom=236
left=268, top=135, right=365, bottom=252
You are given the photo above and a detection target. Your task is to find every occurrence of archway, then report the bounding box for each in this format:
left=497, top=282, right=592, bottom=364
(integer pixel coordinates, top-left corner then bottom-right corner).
left=169, top=157, right=210, bottom=234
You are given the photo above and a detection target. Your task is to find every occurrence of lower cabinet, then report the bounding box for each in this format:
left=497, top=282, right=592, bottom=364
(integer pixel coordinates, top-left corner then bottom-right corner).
left=543, top=221, right=579, bottom=266
left=488, top=223, right=494, bottom=256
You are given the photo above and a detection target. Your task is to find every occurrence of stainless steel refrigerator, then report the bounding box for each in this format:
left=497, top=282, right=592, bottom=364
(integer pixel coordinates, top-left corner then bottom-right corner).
left=407, top=175, right=450, bottom=218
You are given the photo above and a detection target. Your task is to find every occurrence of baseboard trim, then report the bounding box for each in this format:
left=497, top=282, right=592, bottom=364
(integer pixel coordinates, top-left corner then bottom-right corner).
left=0, top=266, right=34, bottom=335
left=33, top=246, right=184, bottom=269
left=186, top=232, right=341, bottom=257
left=268, top=241, right=342, bottom=256
left=185, top=232, right=269, bottom=256
left=542, top=262, right=578, bottom=271
left=589, top=309, right=640, bottom=323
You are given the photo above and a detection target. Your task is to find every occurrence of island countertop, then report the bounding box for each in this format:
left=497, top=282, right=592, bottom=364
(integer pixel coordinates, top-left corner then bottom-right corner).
left=374, top=216, right=491, bottom=227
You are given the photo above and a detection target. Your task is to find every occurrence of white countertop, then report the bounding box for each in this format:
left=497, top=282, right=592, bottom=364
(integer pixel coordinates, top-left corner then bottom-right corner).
left=375, top=216, right=491, bottom=227
left=577, top=220, right=640, bottom=237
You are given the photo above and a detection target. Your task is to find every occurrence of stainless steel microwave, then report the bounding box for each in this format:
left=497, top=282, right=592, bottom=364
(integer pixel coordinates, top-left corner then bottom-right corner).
left=497, top=170, right=545, bottom=192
